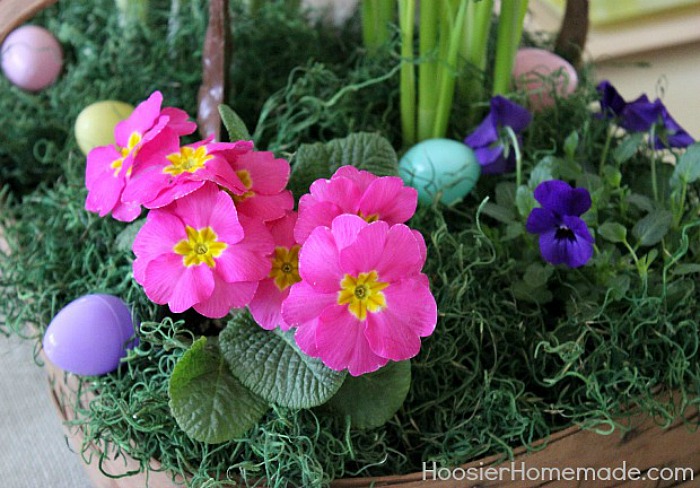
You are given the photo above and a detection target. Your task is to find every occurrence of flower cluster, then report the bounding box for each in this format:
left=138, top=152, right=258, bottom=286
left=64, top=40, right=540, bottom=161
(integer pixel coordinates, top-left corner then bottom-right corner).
left=597, top=80, right=694, bottom=149
left=85, top=92, right=437, bottom=376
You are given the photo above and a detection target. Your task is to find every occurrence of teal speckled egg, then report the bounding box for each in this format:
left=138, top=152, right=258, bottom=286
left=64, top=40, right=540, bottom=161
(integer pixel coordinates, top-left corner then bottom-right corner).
left=399, top=138, right=480, bottom=205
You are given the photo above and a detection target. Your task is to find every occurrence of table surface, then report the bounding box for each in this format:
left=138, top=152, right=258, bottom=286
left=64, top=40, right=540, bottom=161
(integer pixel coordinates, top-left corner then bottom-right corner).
left=0, top=334, right=91, bottom=488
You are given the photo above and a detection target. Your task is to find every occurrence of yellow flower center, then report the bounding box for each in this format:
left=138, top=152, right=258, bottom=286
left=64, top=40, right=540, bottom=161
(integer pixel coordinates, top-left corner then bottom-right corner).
left=163, top=146, right=213, bottom=176
left=173, top=226, right=228, bottom=268
left=337, top=271, right=389, bottom=321
left=232, top=169, right=255, bottom=203
left=357, top=210, right=379, bottom=223
left=269, top=245, right=301, bottom=291
left=110, top=132, right=141, bottom=177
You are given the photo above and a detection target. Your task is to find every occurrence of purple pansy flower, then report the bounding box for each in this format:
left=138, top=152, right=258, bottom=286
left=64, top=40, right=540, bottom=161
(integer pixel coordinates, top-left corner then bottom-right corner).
left=464, top=96, right=532, bottom=174
left=596, top=81, right=694, bottom=149
left=526, top=180, right=594, bottom=268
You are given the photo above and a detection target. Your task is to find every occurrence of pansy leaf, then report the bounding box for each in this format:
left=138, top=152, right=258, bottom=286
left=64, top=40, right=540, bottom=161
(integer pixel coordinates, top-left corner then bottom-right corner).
left=115, top=219, right=145, bottom=252
left=515, top=185, right=537, bottom=219
left=495, top=181, right=517, bottom=208
left=323, top=360, right=411, bottom=429
left=220, top=313, right=346, bottom=409
left=671, top=263, right=700, bottom=276
left=632, top=210, right=673, bottom=247
left=613, top=132, right=645, bottom=164
left=528, top=156, right=559, bottom=187
left=563, top=130, right=579, bottom=160
left=290, top=132, right=398, bottom=198
left=670, top=142, right=700, bottom=189
left=523, top=263, right=554, bottom=288
left=598, top=222, right=627, bottom=244
left=512, top=280, right=553, bottom=304
left=169, top=337, right=268, bottom=444
left=481, top=202, right=516, bottom=224
left=626, top=194, right=655, bottom=213
left=219, top=104, right=251, bottom=141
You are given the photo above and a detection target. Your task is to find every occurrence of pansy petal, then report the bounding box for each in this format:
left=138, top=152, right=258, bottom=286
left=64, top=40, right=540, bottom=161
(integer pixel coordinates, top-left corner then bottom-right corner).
left=282, top=282, right=337, bottom=327
left=249, top=279, right=289, bottom=330
left=194, top=277, right=257, bottom=318
left=358, top=177, right=418, bottom=224
left=525, top=207, right=557, bottom=234
left=315, top=305, right=388, bottom=376
left=533, top=180, right=573, bottom=212
left=539, top=227, right=594, bottom=268
left=465, top=113, right=497, bottom=148
left=297, top=226, right=343, bottom=292
left=491, top=95, right=532, bottom=132
left=339, top=220, right=389, bottom=276
left=562, top=215, right=595, bottom=243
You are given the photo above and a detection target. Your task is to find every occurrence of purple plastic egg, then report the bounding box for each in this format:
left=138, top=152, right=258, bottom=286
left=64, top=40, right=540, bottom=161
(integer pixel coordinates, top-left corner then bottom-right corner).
left=1, top=25, right=63, bottom=91
left=513, top=48, right=578, bottom=111
left=43, top=294, right=137, bottom=376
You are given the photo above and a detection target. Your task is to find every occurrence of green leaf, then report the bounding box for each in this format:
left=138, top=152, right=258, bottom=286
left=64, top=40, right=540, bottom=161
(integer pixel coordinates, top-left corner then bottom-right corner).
left=220, top=314, right=346, bottom=409
left=671, top=263, right=700, bottom=276
left=324, top=361, right=411, bottom=429
left=598, top=222, right=627, bottom=244
left=528, top=156, right=559, bottom=187
left=169, top=337, right=268, bottom=444
left=626, top=194, right=655, bottom=213
left=219, top=104, right=251, bottom=141
left=563, top=130, right=579, bottom=160
left=607, top=274, right=630, bottom=301
left=115, top=219, right=144, bottom=252
left=480, top=202, right=515, bottom=224
left=523, top=263, right=553, bottom=288
left=512, top=280, right=553, bottom=304
left=632, top=210, right=673, bottom=247
left=515, top=185, right=536, bottom=219
left=495, top=181, right=517, bottom=208
left=602, top=166, right=622, bottom=188
left=289, top=132, right=398, bottom=198
left=670, top=142, right=700, bottom=188
left=613, top=132, right=644, bottom=164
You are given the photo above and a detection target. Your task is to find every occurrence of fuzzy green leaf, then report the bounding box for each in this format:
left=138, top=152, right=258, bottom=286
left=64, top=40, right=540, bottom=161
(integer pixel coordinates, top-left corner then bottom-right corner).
left=670, top=142, right=700, bottom=189
left=563, top=130, right=579, bottom=160
left=672, top=263, right=700, bottom=276
left=626, top=194, right=654, bottom=213
left=632, top=210, right=673, bottom=247
left=528, top=156, right=559, bottom=187
left=598, top=222, right=627, bottom=244
left=324, top=361, right=411, bottom=429
left=220, top=314, right=346, bottom=409
left=169, top=337, right=268, bottom=444
left=115, top=219, right=144, bottom=252
left=515, top=185, right=536, bottom=219
left=523, top=263, right=553, bottom=288
left=481, top=202, right=515, bottom=224
left=289, top=132, right=398, bottom=198
left=219, top=104, right=251, bottom=141
left=613, top=132, right=644, bottom=164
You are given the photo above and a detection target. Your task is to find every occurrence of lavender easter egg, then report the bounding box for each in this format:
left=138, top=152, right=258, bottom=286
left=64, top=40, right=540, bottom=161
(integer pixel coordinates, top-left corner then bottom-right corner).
left=43, top=294, right=137, bottom=376
left=399, top=138, right=480, bottom=205
left=513, top=48, right=578, bottom=111
left=75, top=100, right=134, bottom=155
left=1, top=25, right=63, bottom=91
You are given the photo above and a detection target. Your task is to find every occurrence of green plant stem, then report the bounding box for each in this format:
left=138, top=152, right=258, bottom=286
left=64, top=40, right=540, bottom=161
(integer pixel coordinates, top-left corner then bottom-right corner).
left=598, top=127, right=614, bottom=175
left=432, top=0, right=469, bottom=138
left=398, top=0, right=416, bottom=147
left=505, top=126, right=523, bottom=188
left=492, top=0, right=528, bottom=96
left=362, top=0, right=395, bottom=54
left=418, top=0, right=440, bottom=141
left=649, top=126, right=659, bottom=203
left=458, top=0, right=493, bottom=104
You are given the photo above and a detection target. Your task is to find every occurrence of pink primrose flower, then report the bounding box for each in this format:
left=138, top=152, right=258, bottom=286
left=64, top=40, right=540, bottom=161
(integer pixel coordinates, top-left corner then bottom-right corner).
left=215, top=146, right=294, bottom=222
left=123, top=139, right=254, bottom=209
left=85, top=91, right=196, bottom=222
left=294, top=165, right=418, bottom=243
left=248, top=211, right=301, bottom=330
left=133, top=183, right=274, bottom=319
left=281, top=214, right=436, bottom=376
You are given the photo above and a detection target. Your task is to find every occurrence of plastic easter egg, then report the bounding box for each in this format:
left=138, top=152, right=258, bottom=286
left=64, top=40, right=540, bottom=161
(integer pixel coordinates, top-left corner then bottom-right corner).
left=42, top=294, right=137, bottom=376
left=75, top=100, right=134, bottom=155
left=513, top=48, right=578, bottom=111
left=399, top=138, right=480, bottom=205
left=1, top=25, right=63, bottom=91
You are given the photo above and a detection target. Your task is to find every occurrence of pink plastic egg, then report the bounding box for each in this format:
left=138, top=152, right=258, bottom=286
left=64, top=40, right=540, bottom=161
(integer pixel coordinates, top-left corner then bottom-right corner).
left=1, top=25, right=63, bottom=91
left=513, top=48, right=578, bottom=111
left=43, top=294, right=137, bottom=376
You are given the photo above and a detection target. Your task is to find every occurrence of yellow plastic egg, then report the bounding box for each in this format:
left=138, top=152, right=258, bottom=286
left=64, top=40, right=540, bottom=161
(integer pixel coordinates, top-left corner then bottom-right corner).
left=75, top=100, right=135, bottom=155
